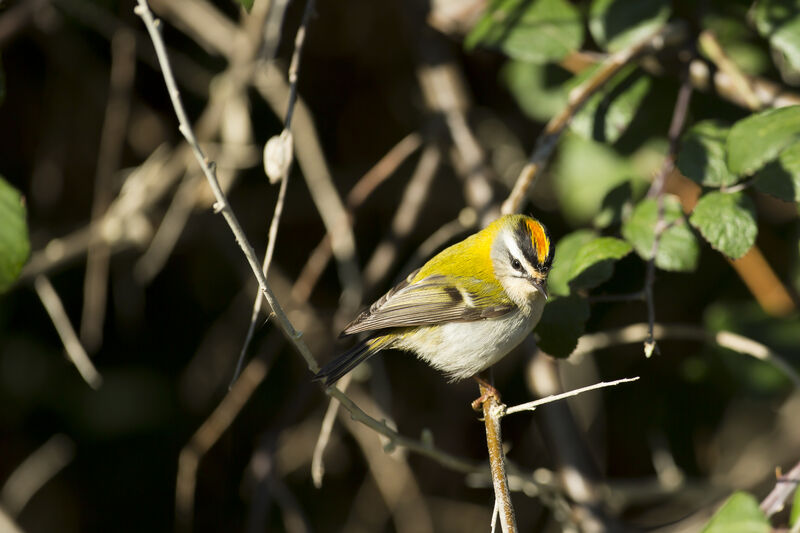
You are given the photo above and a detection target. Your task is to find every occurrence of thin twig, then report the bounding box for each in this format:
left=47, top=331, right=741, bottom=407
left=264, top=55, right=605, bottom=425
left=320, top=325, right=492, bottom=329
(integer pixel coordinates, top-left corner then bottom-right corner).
left=252, top=61, right=363, bottom=315
left=363, top=144, right=441, bottom=289
left=698, top=30, right=761, bottom=111
left=135, top=0, right=320, bottom=376
left=291, top=132, right=422, bottom=303
left=480, top=384, right=516, bottom=533
left=175, top=347, right=277, bottom=533
left=642, top=77, right=693, bottom=356
left=502, top=24, right=671, bottom=215
left=340, top=389, right=435, bottom=533
left=760, top=459, right=800, bottom=517
left=133, top=0, right=543, bottom=493
left=283, top=0, right=315, bottom=130
left=574, top=322, right=800, bottom=389
left=80, top=28, right=136, bottom=352
left=311, top=374, right=351, bottom=488
left=504, top=377, right=640, bottom=416
left=34, top=275, right=102, bottom=389
left=231, top=0, right=316, bottom=385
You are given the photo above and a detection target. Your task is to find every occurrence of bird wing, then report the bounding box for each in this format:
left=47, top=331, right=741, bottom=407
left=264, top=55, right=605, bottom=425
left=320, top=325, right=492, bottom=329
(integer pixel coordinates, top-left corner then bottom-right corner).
left=341, top=273, right=515, bottom=336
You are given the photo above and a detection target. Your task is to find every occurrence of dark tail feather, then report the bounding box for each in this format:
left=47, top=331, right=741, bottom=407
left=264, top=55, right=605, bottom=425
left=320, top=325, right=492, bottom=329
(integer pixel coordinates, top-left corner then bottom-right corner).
left=314, top=337, right=386, bottom=385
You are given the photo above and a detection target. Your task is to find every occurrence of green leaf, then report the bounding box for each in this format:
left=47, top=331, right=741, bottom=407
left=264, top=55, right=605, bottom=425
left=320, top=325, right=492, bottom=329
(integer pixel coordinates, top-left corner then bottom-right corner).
left=466, top=0, right=583, bottom=63
left=503, top=61, right=571, bottom=122
left=622, top=196, right=699, bottom=272
left=0, top=176, right=30, bottom=293
left=753, top=0, right=800, bottom=82
left=676, top=121, right=739, bottom=187
left=548, top=229, right=597, bottom=297
left=702, top=14, right=771, bottom=76
left=791, top=480, right=800, bottom=526
left=589, top=0, right=670, bottom=53
left=553, top=133, right=637, bottom=225
left=594, top=181, right=633, bottom=229
left=570, top=65, right=653, bottom=144
left=753, top=142, right=800, bottom=202
left=689, top=191, right=757, bottom=260
left=237, top=0, right=254, bottom=11
left=701, top=492, right=770, bottom=533
left=534, top=295, right=590, bottom=358
left=568, top=237, right=632, bottom=291
left=727, top=105, right=800, bottom=176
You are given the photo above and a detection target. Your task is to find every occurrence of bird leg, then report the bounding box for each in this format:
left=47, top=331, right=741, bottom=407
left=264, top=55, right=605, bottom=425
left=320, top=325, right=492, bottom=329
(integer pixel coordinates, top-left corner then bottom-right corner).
left=471, top=375, right=501, bottom=411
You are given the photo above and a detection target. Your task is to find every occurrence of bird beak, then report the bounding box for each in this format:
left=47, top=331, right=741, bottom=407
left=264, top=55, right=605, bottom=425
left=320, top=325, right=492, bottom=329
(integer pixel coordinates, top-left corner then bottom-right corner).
left=532, top=280, right=548, bottom=300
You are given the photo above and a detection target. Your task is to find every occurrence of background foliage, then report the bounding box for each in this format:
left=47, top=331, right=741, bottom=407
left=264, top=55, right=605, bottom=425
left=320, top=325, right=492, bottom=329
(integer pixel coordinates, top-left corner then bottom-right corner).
left=1, top=0, right=800, bottom=531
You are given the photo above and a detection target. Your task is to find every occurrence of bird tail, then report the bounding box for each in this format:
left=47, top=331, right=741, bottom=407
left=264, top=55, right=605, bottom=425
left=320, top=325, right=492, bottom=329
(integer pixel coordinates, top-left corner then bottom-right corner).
left=314, top=335, right=391, bottom=386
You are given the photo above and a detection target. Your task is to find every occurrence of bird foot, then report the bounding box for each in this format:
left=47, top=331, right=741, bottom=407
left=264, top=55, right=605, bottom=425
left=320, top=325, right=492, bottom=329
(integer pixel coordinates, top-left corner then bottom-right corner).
left=471, top=375, right=501, bottom=411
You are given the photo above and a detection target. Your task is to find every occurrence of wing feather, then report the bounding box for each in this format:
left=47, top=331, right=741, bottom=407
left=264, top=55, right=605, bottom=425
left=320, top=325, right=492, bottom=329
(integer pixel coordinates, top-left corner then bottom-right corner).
left=341, top=274, right=514, bottom=336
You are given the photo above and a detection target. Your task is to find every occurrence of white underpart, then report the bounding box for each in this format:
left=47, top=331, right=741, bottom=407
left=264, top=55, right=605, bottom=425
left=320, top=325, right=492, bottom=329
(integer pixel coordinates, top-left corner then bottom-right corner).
left=396, top=292, right=546, bottom=381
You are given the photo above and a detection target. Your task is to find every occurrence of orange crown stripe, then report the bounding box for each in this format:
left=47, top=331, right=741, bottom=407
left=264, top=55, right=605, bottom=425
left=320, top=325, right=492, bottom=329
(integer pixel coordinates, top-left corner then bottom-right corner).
left=526, top=219, right=549, bottom=263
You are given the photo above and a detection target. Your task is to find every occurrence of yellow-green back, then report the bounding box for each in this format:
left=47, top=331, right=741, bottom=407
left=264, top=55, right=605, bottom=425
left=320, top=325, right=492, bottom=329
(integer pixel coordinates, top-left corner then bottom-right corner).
left=410, top=216, right=532, bottom=300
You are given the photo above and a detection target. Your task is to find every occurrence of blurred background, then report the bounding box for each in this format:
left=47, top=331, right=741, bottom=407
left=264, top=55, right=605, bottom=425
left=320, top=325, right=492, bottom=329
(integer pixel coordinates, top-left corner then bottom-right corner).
left=1, top=0, right=799, bottom=531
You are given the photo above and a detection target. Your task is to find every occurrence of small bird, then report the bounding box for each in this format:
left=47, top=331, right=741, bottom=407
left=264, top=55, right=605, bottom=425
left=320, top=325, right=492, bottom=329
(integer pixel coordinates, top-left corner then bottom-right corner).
left=314, top=214, right=554, bottom=397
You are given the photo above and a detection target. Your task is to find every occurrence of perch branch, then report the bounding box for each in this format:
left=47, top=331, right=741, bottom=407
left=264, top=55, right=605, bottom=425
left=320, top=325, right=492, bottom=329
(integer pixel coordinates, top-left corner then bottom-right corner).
left=480, top=384, right=516, bottom=533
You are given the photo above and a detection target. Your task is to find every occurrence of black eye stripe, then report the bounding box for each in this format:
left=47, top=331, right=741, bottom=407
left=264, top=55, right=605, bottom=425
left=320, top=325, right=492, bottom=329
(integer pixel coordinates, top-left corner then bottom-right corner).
left=513, top=223, right=540, bottom=268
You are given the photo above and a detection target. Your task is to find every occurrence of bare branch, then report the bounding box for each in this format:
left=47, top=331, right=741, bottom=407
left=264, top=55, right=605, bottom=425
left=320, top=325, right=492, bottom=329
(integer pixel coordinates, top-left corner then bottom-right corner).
left=574, top=323, right=800, bottom=389
left=479, top=385, right=517, bottom=533
left=643, top=77, right=693, bottom=357
left=233, top=0, right=318, bottom=384
left=698, top=30, right=760, bottom=111
left=311, top=374, right=351, bottom=488
left=175, top=348, right=276, bottom=533
left=291, top=132, right=422, bottom=303
left=80, top=27, right=137, bottom=351
left=134, top=0, right=320, bottom=375
left=363, top=144, right=442, bottom=289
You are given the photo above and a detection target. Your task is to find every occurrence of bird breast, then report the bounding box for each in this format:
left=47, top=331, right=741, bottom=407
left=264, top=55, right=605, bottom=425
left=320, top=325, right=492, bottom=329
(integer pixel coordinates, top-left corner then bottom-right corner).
left=396, top=296, right=546, bottom=381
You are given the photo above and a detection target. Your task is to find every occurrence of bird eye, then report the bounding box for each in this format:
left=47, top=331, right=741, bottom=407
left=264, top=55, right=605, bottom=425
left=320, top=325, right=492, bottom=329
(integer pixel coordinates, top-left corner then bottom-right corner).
left=511, top=258, right=522, bottom=271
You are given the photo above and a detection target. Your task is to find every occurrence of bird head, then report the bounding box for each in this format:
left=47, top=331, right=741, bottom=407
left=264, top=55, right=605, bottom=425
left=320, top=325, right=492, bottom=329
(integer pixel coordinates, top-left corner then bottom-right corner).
left=490, top=215, right=554, bottom=308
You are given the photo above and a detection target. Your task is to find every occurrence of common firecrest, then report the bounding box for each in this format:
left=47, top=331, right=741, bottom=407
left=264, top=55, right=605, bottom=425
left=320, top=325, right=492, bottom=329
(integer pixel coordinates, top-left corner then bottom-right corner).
left=315, top=214, right=554, bottom=385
